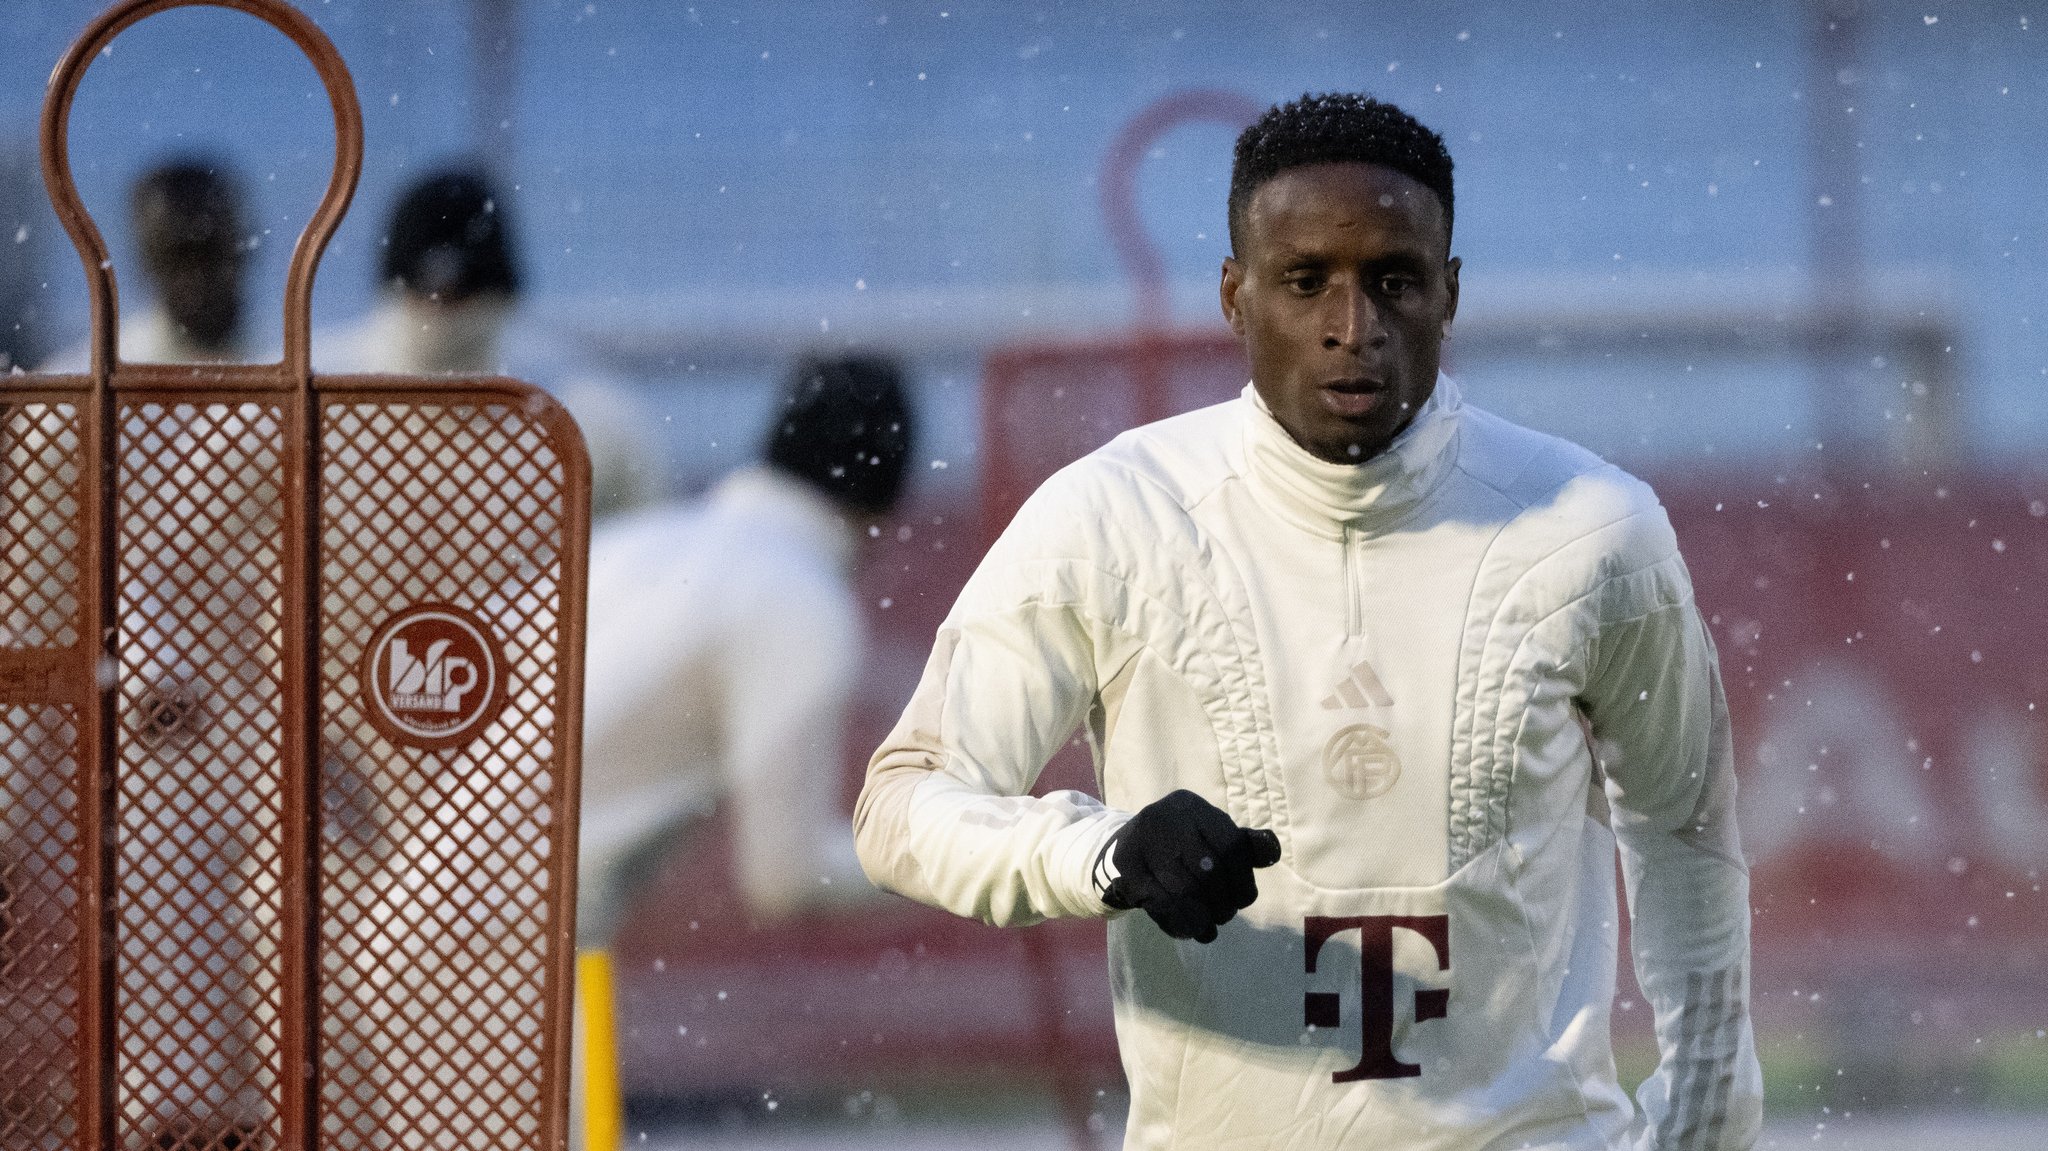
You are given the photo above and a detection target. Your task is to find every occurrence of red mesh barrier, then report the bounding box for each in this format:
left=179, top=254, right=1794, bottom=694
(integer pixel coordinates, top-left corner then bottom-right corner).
left=2, top=396, right=87, bottom=1151
left=113, top=400, right=291, bottom=1150
left=2, top=4, right=589, bottom=1149
left=317, top=394, right=575, bottom=1151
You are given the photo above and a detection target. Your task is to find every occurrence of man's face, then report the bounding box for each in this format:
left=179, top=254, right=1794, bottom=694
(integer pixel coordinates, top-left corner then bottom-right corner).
left=1221, top=162, right=1460, bottom=464
left=149, top=244, right=243, bottom=351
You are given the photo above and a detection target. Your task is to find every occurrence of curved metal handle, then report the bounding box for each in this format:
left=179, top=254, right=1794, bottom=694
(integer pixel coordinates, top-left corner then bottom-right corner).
left=40, top=0, right=364, bottom=383
left=1098, top=88, right=1263, bottom=333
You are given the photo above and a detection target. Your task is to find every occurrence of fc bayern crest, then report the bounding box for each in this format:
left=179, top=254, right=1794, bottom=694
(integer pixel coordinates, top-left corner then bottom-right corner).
left=360, top=602, right=508, bottom=751
left=1322, top=723, right=1402, bottom=800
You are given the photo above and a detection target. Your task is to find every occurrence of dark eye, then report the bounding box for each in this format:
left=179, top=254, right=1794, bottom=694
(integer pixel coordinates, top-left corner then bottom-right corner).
left=1378, top=275, right=1417, bottom=299
left=1283, top=271, right=1325, bottom=295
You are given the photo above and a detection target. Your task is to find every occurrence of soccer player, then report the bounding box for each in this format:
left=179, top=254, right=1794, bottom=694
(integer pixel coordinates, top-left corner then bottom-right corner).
left=855, top=92, right=1760, bottom=1149
left=568, top=353, right=913, bottom=1149
left=576, top=352, right=915, bottom=938
left=317, top=165, right=663, bottom=517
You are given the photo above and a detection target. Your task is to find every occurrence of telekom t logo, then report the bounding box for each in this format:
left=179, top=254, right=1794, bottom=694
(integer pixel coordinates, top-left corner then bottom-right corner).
left=1303, top=914, right=1451, bottom=1082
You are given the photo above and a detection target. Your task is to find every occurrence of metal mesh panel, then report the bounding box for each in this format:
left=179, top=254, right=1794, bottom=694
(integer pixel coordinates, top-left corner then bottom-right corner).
left=14, top=8, right=580, bottom=1147
left=1, top=399, right=86, bottom=1151
left=319, top=399, right=568, bottom=1151
left=2, top=402, right=83, bottom=649
left=0, top=705, right=83, bottom=1151
left=1, top=380, right=581, bottom=1150
left=115, top=401, right=289, bottom=1150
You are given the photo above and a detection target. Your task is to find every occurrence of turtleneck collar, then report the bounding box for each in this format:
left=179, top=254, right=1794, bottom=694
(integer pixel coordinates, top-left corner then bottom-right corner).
left=370, top=294, right=510, bottom=375
left=1241, top=373, right=1463, bottom=537
left=711, top=464, right=860, bottom=574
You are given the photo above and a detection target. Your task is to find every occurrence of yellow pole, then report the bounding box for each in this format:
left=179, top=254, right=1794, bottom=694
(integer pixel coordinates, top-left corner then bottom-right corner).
left=577, top=949, right=624, bottom=1151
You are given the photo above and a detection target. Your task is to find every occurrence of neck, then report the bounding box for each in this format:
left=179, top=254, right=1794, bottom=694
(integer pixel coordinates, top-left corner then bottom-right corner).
left=1241, top=375, right=1463, bottom=535
left=390, top=295, right=507, bottom=374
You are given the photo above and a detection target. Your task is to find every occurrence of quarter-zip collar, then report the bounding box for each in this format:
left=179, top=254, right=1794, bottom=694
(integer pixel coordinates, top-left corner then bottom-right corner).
left=1241, top=372, right=1463, bottom=538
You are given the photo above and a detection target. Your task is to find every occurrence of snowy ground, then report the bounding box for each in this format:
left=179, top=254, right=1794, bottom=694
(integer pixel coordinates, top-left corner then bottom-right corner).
left=625, top=1111, right=2047, bottom=1150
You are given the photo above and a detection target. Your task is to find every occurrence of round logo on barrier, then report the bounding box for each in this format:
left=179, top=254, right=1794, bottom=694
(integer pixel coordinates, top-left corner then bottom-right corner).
left=360, top=602, right=507, bottom=751
left=1322, top=723, right=1402, bottom=800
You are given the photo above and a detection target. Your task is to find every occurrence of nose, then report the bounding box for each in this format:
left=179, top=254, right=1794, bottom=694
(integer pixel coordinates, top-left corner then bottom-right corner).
left=1323, top=283, right=1385, bottom=353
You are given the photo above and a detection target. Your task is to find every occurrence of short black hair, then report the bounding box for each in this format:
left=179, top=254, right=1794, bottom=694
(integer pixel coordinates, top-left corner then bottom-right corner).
left=381, top=167, right=521, bottom=301
left=762, top=353, right=914, bottom=517
left=1228, top=92, right=1455, bottom=254
left=131, top=157, right=243, bottom=267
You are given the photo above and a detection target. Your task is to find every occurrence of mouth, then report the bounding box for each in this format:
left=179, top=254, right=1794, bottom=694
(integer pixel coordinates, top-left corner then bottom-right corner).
left=1318, top=377, right=1390, bottom=420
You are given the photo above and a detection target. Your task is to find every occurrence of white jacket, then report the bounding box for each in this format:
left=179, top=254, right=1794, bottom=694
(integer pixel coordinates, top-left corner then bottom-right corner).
left=576, top=466, right=872, bottom=936
left=856, top=378, right=1760, bottom=1150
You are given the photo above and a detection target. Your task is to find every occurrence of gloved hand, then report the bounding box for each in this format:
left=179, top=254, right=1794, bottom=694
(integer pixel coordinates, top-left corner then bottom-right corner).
left=1097, top=789, right=1282, bottom=943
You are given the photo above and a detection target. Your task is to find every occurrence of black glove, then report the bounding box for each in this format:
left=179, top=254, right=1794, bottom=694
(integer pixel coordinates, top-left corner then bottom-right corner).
left=1097, top=789, right=1282, bottom=943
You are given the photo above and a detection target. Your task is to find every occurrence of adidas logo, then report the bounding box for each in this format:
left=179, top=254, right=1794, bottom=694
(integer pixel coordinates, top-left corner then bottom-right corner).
left=1321, top=659, right=1393, bottom=710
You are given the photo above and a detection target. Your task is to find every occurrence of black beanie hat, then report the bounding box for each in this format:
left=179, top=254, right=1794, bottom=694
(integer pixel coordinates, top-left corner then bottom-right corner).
left=763, top=353, right=914, bottom=517
left=381, top=168, right=520, bottom=301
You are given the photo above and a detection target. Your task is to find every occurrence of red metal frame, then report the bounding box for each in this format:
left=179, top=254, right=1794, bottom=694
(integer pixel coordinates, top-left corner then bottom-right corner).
left=2, top=3, right=588, bottom=1148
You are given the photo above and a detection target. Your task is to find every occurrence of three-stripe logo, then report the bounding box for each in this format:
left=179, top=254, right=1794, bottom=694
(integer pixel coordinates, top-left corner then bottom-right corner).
left=1320, top=659, right=1401, bottom=800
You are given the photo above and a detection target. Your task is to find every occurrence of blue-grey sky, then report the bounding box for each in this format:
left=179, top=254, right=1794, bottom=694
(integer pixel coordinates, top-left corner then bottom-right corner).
left=1, top=1, right=2039, bottom=463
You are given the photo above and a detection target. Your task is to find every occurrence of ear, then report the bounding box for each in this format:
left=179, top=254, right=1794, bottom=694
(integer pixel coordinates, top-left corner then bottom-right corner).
left=1440, top=255, right=1461, bottom=339
left=1220, top=257, right=1246, bottom=336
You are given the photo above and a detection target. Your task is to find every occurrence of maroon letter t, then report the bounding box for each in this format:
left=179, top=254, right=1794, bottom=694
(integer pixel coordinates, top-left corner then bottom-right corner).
left=1303, top=914, right=1451, bottom=1082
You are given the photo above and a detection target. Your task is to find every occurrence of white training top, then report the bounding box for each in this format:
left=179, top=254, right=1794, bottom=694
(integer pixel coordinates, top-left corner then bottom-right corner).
left=577, top=465, right=872, bottom=932
left=857, top=377, right=1761, bottom=1150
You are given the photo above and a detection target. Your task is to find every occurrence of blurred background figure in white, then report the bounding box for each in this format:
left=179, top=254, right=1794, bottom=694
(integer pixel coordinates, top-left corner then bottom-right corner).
left=30, top=157, right=281, bottom=1151
left=575, top=351, right=914, bottom=943
left=41, top=156, right=250, bottom=370
left=566, top=352, right=912, bottom=1149
left=317, top=164, right=663, bottom=518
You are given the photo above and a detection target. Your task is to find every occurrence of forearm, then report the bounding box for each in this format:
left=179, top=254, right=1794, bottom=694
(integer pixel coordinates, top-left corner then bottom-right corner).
left=857, top=738, right=1126, bottom=928
left=854, top=604, right=1129, bottom=927
left=1621, top=831, right=1750, bottom=977
left=1620, top=831, right=1761, bottom=1151
left=1591, top=599, right=1761, bottom=1147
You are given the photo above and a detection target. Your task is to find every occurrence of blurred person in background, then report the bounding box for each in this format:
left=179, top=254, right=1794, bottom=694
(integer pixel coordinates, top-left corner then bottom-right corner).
left=576, top=351, right=913, bottom=940
left=316, top=164, right=662, bottom=518
left=567, top=353, right=912, bottom=1148
left=41, top=156, right=249, bottom=370
left=26, top=157, right=370, bottom=1151
left=856, top=92, right=1760, bottom=1150
left=30, top=155, right=269, bottom=1151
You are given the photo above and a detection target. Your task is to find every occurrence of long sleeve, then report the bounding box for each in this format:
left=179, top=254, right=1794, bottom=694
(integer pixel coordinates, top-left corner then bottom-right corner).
left=575, top=475, right=880, bottom=931
left=719, top=561, right=872, bottom=918
left=1576, top=519, right=1762, bottom=1151
left=855, top=482, right=1132, bottom=928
